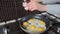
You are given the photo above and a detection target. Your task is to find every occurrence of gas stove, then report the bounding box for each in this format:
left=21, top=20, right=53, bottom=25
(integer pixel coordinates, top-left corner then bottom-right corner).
left=17, top=13, right=60, bottom=34
left=0, top=13, right=60, bottom=34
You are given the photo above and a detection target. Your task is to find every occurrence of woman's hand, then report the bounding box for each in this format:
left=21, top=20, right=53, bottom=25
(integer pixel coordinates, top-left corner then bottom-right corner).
left=24, top=1, right=46, bottom=11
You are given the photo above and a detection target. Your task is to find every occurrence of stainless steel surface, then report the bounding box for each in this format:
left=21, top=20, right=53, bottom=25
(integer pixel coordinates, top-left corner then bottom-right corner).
left=3, top=28, right=7, bottom=34
left=6, top=20, right=16, bottom=24
left=0, top=22, right=5, bottom=26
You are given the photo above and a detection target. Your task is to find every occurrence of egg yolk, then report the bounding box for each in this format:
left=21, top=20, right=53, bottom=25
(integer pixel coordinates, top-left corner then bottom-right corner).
left=23, top=22, right=28, bottom=27
left=39, top=20, right=45, bottom=25
left=37, top=27, right=44, bottom=32
left=29, top=25, right=36, bottom=30
left=29, top=19, right=36, bottom=23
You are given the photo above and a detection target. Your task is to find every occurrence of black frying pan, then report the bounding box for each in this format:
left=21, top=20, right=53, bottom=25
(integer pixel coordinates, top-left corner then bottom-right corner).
left=19, top=14, right=52, bottom=34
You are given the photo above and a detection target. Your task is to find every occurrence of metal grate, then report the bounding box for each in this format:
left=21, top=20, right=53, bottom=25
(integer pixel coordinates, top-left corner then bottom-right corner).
left=0, top=0, right=19, bottom=21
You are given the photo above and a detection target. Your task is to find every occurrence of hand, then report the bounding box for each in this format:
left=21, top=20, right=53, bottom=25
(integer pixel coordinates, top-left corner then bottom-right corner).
left=24, top=1, right=46, bottom=11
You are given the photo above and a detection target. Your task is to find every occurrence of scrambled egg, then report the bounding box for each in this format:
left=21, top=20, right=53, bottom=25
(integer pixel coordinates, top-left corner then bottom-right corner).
left=23, top=22, right=28, bottom=27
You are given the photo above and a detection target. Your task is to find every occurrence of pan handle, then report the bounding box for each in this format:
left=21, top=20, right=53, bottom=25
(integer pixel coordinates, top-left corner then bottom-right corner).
left=17, top=18, right=22, bottom=21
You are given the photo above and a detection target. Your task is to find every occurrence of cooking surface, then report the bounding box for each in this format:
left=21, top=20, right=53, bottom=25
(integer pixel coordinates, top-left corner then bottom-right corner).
left=0, top=16, right=60, bottom=34
left=19, top=14, right=60, bottom=34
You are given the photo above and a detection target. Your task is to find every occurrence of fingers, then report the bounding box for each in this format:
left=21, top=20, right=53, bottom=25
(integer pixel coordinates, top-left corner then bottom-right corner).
left=23, top=0, right=39, bottom=11
left=25, top=2, right=38, bottom=11
left=24, top=5, right=29, bottom=11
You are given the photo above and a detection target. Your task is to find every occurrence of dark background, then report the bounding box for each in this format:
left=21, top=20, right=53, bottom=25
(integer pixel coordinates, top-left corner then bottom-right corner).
left=0, top=0, right=25, bottom=21
left=0, top=0, right=41, bottom=22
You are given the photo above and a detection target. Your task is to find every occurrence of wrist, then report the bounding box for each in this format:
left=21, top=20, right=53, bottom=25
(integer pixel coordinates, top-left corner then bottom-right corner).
left=38, top=4, right=46, bottom=11
left=42, top=5, right=46, bottom=11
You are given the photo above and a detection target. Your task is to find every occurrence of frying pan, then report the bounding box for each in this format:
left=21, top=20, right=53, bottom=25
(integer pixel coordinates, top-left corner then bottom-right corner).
left=52, top=22, right=60, bottom=33
left=19, top=14, right=52, bottom=34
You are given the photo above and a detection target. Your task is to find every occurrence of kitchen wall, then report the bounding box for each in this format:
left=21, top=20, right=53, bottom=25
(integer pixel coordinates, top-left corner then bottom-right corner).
left=0, top=0, right=42, bottom=21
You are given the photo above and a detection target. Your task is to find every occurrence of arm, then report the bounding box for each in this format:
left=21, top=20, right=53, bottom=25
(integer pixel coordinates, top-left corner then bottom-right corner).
left=24, top=1, right=60, bottom=17
left=46, top=4, right=60, bottom=17
left=24, top=0, right=60, bottom=4
left=42, top=0, right=60, bottom=4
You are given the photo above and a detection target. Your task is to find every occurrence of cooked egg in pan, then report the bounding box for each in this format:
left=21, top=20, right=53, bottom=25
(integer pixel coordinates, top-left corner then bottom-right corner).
left=36, top=27, right=45, bottom=32
left=27, top=25, right=36, bottom=30
left=39, top=20, right=45, bottom=25
left=28, top=18, right=36, bottom=23
left=23, top=18, right=46, bottom=32
left=23, top=22, right=29, bottom=27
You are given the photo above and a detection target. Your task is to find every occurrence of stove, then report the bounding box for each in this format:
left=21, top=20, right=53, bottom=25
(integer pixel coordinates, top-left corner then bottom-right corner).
left=0, top=13, right=60, bottom=34
left=17, top=13, right=60, bottom=34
